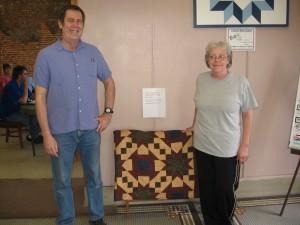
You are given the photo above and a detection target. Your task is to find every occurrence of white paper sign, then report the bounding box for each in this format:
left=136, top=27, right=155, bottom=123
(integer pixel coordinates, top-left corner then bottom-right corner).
left=143, top=88, right=166, bottom=118
left=226, top=27, right=255, bottom=51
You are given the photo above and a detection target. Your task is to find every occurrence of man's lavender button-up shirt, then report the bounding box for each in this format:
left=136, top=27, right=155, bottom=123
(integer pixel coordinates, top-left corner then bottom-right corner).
left=33, top=40, right=112, bottom=134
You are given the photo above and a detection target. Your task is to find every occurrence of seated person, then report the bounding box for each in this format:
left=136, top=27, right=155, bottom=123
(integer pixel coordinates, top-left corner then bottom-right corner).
left=0, top=63, right=12, bottom=94
left=26, top=75, right=35, bottom=102
left=0, top=65, right=42, bottom=143
left=26, top=74, right=35, bottom=93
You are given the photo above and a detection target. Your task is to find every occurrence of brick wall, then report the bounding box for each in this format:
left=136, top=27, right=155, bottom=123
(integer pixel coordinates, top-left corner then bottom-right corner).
left=0, top=24, right=60, bottom=75
left=0, top=0, right=76, bottom=74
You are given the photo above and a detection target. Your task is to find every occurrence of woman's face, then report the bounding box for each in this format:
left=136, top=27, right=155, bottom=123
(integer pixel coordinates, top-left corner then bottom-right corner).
left=207, top=47, right=229, bottom=75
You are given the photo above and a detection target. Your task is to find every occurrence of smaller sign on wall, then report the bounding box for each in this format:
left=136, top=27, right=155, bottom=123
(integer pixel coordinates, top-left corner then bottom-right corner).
left=226, top=27, right=256, bottom=51
left=142, top=88, right=166, bottom=118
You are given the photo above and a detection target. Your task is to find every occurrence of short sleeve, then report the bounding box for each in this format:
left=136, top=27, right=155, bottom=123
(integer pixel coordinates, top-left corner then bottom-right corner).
left=241, top=79, right=258, bottom=112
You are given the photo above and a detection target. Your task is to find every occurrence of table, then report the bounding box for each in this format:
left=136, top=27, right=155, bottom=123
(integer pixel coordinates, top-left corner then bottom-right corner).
left=20, top=104, right=36, bottom=156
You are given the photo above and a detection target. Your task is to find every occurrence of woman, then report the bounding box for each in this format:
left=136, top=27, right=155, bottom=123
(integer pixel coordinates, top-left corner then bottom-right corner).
left=186, top=41, right=258, bottom=225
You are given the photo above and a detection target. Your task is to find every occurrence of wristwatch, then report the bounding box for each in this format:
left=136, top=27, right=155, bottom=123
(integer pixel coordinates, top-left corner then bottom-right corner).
left=104, top=107, right=114, bottom=114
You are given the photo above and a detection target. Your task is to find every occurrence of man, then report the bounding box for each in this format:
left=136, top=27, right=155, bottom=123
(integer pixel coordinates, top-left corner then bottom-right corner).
left=33, top=5, right=115, bottom=225
left=0, top=65, right=42, bottom=143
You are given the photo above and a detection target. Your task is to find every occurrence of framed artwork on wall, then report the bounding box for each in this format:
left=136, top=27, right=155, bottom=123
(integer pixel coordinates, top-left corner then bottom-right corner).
left=194, top=0, right=289, bottom=28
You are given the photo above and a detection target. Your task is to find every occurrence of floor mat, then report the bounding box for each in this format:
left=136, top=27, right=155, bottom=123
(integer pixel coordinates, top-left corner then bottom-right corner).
left=1, top=198, right=299, bottom=225
left=234, top=197, right=300, bottom=225
left=117, top=202, right=203, bottom=225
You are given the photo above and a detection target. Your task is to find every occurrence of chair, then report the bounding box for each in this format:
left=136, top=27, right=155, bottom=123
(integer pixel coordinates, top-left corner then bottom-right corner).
left=0, top=120, right=24, bottom=149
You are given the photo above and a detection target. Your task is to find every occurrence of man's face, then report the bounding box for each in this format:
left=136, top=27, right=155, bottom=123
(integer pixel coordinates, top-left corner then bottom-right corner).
left=58, top=9, right=84, bottom=42
left=20, top=70, right=28, bottom=82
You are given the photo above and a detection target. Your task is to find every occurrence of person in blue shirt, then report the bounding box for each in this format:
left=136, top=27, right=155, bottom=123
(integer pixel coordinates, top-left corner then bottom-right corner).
left=0, top=65, right=42, bottom=143
left=26, top=74, right=35, bottom=93
left=26, top=74, right=35, bottom=104
left=34, top=5, right=115, bottom=225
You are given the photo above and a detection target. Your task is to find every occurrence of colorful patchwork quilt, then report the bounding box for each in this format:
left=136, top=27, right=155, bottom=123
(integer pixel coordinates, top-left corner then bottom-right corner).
left=113, top=130, right=199, bottom=201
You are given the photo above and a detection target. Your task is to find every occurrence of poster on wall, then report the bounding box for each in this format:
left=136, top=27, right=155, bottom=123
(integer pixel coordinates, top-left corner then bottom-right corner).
left=194, top=0, right=289, bottom=28
left=142, top=88, right=166, bottom=118
left=289, top=72, right=300, bottom=152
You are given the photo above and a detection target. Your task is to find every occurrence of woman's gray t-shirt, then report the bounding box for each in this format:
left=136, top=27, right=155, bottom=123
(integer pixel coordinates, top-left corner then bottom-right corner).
left=194, top=71, right=258, bottom=157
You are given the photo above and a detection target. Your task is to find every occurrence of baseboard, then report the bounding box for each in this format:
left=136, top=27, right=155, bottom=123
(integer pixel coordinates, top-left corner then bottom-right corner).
left=83, top=175, right=300, bottom=206
left=236, top=175, right=300, bottom=199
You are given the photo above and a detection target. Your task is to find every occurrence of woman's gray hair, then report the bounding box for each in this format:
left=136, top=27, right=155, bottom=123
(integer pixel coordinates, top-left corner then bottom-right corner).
left=204, top=41, right=232, bottom=68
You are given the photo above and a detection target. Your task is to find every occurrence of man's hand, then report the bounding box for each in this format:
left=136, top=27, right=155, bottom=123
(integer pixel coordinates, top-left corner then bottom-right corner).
left=43, top=133, right=59, bottom=158
left=23, top=80, right=29, bottom=89
left=95, top=113, right=112, bottom=132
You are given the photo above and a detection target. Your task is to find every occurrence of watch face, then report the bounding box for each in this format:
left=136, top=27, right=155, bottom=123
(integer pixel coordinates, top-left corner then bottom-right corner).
left=105, top=107, right=113, bottom=113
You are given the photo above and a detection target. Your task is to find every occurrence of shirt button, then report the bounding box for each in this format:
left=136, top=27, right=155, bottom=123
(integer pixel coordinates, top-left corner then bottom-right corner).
left=79, top=110, right=82, bottom=113
left=79, top=98, right=81, bottom=101
left=78, top=87, right=80, bottom=90
left=76, top=64, right=79, bottom=66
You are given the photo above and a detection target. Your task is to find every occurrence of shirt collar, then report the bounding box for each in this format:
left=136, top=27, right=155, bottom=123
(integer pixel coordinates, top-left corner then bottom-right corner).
left=10, top=80, right=22, bottom=89
left=55, top=38, right=86, bottom=52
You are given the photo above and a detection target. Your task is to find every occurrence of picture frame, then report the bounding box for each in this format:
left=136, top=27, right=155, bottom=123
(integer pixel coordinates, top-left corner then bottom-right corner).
left=194, top=0, right=289, bottom=28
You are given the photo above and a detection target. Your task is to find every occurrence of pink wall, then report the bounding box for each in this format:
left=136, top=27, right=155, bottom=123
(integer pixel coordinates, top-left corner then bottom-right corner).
left=79, top=0, right=300, bottom=185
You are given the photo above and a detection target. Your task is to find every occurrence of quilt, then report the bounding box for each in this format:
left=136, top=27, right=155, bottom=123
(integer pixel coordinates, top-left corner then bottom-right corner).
left=113, top=129, right=199, bottom=201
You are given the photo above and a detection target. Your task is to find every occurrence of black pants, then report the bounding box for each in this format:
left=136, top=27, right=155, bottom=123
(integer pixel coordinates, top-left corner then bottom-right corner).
left=195, top=149, right=240, bottom=225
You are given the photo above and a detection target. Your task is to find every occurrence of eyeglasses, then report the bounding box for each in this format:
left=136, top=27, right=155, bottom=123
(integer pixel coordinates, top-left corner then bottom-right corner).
left=208, top=55, right=227, bottom=61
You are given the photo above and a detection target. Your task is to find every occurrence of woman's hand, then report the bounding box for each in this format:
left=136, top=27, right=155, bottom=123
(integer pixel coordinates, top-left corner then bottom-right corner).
left=184, top=126, right=194, bottom=132
left=237, top=145, right=249, bottom=164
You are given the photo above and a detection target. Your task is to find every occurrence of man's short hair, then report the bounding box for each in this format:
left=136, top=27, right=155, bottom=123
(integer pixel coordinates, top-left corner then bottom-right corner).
left=12, top=65, right=27, bottom=80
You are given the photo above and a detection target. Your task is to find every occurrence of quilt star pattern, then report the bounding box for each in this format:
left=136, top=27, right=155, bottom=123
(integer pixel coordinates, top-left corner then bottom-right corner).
left=113, top=130, right=199, bottom=201
left=195, top=0, right=288, bottom=27
left=211, top=0, right=274, bottom=24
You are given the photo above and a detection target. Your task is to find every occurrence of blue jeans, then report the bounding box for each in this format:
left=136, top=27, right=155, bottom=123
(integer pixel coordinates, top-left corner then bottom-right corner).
left=5, top=112, right=41, bottom=139
left=51, top=129, right=104, bottom=225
